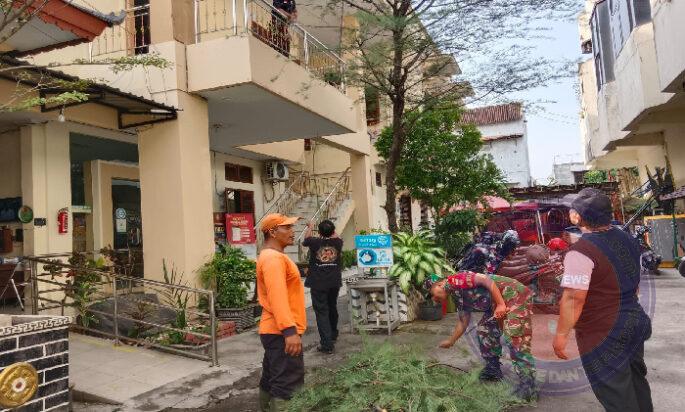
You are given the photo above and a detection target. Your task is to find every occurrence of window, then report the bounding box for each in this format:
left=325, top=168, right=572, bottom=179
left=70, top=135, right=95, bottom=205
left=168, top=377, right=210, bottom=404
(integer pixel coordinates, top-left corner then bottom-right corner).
left=375, top=172, right=383, bottom=187
left=225, top=163, right=253, bottom=183
left=365, top=86, right=380, bottom=126
left=225, top=189, right=255, bottom=218
left=131, top=0, right=150, bottom=55
left=304, top=138, right=312, bottom=151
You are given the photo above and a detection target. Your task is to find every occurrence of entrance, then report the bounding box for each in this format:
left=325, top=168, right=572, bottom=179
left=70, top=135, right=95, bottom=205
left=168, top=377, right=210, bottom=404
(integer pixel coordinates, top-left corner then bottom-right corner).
left=112, top=179, right=143, bottom=274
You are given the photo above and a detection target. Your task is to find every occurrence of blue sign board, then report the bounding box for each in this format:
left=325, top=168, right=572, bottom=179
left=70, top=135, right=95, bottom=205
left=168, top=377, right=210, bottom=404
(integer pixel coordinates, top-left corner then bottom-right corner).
left=355, top=234, right=393, bottom=268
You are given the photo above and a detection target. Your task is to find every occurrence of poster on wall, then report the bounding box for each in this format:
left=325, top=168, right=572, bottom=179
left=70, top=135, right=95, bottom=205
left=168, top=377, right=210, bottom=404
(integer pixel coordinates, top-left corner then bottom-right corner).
left=226, top=213, right=257, bottom=259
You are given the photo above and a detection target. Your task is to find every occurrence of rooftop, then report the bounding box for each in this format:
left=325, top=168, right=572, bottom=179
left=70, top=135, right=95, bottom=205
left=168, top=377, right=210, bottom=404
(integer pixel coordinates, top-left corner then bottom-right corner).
left=462, top=103, right=523, bottom=126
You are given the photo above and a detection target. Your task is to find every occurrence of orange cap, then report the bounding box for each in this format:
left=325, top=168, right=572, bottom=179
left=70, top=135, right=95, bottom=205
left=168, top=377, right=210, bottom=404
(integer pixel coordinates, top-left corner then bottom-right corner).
left=259, top=213, right=299, bottom=232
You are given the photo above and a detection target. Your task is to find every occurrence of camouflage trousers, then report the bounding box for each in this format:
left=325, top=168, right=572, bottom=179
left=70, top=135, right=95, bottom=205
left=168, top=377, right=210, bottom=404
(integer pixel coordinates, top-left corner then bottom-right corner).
left=477, top=280, right=536, bottom=388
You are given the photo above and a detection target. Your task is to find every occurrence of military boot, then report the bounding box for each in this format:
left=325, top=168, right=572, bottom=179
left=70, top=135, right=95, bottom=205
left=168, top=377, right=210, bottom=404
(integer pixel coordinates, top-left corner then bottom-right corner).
left=513, top=376, right=539, bottom=402
left=270, top=397, right=290, bottom=412
left=479, top=358, right=504, bottom=382
left=259, top=388, right=272, bottom=412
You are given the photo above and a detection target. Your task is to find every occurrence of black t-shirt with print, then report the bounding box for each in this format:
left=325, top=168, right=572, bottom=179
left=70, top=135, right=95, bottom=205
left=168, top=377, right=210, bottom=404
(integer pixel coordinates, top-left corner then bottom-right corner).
left=302, top=236, right=343, bottom=290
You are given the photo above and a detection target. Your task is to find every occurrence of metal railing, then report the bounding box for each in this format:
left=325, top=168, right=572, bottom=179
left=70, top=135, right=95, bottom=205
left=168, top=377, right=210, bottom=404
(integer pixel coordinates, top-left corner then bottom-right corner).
left=91, top=4, right=150, bottom=59
left=255, top=171, right=309, bottom=245
left=297, top=168, right=351, bottom=260
left=194, top=0, right=346, bottom=91
left=24, top=251, right=218, bottom=366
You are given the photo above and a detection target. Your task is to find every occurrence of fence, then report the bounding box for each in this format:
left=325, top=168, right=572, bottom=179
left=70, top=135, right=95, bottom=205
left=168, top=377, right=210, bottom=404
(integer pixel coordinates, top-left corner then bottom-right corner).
left=195, top=0, right=345, bottom=91
left=91, top=4, right=150, bottom=59
left=24, top=251, right=218, bottom=366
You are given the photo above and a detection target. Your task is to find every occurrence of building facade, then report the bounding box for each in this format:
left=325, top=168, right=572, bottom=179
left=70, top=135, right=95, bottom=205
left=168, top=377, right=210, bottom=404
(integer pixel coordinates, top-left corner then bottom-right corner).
left=579, top=0, right=685, bottom=197
left=1, top=0, right=377, bottom=286
left=462, top=103, right=533, bottom=188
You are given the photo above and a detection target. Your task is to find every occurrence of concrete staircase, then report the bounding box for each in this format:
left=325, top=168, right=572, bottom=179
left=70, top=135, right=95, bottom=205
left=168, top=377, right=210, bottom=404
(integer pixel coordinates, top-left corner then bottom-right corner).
left=283, top=194, right=354, bottom=262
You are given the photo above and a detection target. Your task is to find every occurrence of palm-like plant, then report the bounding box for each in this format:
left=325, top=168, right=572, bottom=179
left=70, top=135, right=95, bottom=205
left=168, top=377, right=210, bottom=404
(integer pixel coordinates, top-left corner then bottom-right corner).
left=388, top=231, right=453, bottom=293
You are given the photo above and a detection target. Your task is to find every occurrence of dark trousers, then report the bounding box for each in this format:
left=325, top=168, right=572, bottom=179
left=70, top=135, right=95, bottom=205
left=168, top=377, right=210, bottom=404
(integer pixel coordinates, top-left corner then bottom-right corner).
left=581, top=342, right=653, bottom=412
left=311, top=287, right=340, bottom=350
left=259, top=334, right=304, bottom=400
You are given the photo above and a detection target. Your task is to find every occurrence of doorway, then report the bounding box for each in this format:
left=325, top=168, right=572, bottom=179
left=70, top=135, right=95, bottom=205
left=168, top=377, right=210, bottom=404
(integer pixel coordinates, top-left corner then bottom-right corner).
left=112, top=179, right=143, bottom=274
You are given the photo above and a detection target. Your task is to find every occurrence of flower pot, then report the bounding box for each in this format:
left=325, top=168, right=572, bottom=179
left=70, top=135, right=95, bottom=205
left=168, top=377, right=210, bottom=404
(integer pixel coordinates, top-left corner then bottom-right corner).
left=217, top=305, right=256, bottom=331
left=417, top=301, right=443, bottom=321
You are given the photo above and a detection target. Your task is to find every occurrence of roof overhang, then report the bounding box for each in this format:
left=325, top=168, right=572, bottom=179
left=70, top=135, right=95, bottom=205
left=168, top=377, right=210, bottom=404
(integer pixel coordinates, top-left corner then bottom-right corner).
left=0, top=56, right=177, bottom=129
left=2, top=0, right=125, bottom=56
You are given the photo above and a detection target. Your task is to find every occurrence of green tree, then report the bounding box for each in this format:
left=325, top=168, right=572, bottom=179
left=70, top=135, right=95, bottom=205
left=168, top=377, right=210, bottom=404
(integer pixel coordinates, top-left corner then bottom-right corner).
left=375, top=104, right=509, bottom=220
left=325, top=0, right=580, bottom=231
left=584, top=170, right=608, bottom=183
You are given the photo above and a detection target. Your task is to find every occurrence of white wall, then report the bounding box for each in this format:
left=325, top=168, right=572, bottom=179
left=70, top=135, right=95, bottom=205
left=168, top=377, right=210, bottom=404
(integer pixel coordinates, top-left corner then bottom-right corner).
left=478, top=119, right=531, bottom=187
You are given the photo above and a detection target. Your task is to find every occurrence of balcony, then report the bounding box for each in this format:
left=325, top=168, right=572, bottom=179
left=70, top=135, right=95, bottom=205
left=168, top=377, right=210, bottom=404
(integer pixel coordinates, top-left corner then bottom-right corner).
left=652, top=0, right=685, bottom=93
left=613, top=23, right=670, bottom=132
left=90, top=4, right=151, bottom=59
left=188, top=0, right=357, bottom=148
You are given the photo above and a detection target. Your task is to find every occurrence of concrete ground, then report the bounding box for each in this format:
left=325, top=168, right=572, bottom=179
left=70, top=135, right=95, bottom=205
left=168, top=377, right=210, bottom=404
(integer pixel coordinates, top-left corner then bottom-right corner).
left=72, top=268, right=684, bottom=411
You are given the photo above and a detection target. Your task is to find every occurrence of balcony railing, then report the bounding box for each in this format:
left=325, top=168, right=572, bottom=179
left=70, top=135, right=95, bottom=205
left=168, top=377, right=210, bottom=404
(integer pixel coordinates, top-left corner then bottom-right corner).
left=194, top=0, right=346, bottom=91
left=91, top=4, right=151, bottom=59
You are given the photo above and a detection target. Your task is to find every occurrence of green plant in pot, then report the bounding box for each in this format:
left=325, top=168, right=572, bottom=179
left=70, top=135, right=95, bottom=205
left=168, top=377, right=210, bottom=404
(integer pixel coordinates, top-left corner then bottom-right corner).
left=199, top=244, right=257, bottom=330
left=388, top=231, right=453, bottom=321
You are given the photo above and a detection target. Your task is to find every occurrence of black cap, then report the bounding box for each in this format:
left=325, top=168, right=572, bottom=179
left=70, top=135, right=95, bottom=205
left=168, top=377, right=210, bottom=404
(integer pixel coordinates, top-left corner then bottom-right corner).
left=562, top=188, right=613, bottom=226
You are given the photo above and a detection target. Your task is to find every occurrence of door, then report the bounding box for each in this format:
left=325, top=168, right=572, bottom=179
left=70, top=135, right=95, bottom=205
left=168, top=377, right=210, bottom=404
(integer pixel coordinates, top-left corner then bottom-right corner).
left=225, top=189, right=255, bottom=220
left=112, top=179, right=143, bottom=275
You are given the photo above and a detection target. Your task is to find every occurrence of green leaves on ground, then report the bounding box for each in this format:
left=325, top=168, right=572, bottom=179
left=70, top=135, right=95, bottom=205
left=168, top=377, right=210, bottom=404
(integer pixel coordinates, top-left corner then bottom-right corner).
left=388, top=231, right=452, bottom=293
left=287, top=340, right=519, bottom=412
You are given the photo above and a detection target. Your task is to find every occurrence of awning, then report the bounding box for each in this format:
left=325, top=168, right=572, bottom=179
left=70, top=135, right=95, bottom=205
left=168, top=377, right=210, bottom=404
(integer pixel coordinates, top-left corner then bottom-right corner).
left=3, top=0, right=125, bottom=57
left=0, top=55, right=177, bottom=129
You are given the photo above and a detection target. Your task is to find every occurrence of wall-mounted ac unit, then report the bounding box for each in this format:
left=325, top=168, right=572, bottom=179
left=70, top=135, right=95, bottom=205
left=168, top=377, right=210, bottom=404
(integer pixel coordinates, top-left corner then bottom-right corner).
left=265, top=161, right=289, bottom=182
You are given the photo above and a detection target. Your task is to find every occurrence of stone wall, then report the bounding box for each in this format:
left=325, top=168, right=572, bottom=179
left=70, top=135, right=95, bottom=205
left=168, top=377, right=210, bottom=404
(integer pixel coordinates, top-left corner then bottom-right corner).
left=0, top=315, right=71, bottom=411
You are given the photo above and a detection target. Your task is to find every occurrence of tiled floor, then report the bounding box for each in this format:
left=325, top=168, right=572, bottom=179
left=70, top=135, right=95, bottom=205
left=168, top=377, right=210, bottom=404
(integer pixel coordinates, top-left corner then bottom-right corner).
left=69, top=333, right=209, bottom=403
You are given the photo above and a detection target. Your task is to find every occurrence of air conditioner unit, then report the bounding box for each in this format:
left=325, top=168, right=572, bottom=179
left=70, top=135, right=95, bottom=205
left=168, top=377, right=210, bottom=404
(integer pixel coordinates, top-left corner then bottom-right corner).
left=265, top=161, right=289, bottom=182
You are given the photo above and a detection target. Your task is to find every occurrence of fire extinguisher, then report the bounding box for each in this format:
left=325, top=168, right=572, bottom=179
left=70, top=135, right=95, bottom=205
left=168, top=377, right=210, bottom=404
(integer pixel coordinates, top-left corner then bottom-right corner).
left=57, top=208, right=69, bottom=234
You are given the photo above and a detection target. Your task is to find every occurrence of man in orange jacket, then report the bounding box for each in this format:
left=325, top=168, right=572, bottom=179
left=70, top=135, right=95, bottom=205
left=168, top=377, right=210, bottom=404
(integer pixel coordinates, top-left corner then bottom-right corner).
left=256, top=213, right=306, bottom=411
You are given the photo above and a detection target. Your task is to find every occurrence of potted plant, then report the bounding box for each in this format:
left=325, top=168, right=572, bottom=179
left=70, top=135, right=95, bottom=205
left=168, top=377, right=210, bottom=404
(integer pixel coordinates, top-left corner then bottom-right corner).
left=199, top=244, right=257, bottom=331
left=388, top=231, right=453, bottom=321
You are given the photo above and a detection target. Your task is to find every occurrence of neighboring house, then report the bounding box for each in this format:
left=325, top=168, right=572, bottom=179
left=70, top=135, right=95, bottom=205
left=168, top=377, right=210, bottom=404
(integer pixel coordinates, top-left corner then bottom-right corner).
left=553, top=162, right=587, bottom=185
left=578, top=0, right=685, bottom=201
left=462, top=103, right=533, bottom=188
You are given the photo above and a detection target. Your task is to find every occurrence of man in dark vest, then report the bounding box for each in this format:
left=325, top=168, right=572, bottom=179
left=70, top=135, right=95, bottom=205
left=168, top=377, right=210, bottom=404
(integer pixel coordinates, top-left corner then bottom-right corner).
left=553, top=188, right=653, bottom=412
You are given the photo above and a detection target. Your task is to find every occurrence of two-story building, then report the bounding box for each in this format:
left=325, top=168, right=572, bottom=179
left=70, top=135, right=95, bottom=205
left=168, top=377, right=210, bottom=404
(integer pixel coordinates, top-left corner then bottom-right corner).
left=462, top=103, right=533, bottom=188
left=1, top=0, right=376, bottom=285
left=579, top=0, right=685, bottom=194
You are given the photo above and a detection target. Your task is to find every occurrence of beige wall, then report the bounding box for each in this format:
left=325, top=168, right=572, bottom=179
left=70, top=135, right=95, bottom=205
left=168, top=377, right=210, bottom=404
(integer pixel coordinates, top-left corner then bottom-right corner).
left=652, top=0, right=685, bottom=91
left=85, top=160, right=140, bottom=252
left=613, top=23, right=671, bottom=132
left=240, top=140, right=305, bottom=164
left=0, top=129, right=23, bottom=258
left=138, top=91, right=214, bottom=285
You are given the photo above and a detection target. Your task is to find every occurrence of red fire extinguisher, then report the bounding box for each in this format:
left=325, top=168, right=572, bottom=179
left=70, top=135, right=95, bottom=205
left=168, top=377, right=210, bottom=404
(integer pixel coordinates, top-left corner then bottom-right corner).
left=57, top=208, right=69, bottom=234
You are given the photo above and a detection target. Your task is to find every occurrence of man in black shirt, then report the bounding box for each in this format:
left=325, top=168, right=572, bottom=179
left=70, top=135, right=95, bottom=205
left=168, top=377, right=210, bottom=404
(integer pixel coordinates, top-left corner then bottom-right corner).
left=302, top=219, right=343, bottom=354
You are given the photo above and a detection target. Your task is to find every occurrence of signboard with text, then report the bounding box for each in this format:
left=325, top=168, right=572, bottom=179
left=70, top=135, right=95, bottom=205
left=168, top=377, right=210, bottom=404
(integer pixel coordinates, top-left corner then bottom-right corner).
left=355, top=234, right=393, bottom=268
left=226, top=213, right=257, bottom=259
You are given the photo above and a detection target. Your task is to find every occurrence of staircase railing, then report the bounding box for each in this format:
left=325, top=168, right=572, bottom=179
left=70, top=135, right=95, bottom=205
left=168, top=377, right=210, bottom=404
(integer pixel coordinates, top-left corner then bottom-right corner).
left=296, top=168, right=351, bottom=261
left=255, top=172, right=309, bottom=246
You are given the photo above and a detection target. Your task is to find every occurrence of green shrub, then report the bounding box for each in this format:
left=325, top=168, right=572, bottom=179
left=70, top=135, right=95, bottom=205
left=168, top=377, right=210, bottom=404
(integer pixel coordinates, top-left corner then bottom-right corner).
left=341, top=250, right=357, bottom=269
left=198, top=245, right=256, bottom=309
left=287, top=340, right=520, bottom=411
left=388, top=231, right=452, bottom=293
left=434, top=210, right=484, bottom=260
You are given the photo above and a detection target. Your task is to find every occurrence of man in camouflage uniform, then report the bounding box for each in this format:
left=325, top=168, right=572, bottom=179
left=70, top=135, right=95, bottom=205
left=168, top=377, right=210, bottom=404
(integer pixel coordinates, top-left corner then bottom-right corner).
left=427, top=271, right=537, bottom=401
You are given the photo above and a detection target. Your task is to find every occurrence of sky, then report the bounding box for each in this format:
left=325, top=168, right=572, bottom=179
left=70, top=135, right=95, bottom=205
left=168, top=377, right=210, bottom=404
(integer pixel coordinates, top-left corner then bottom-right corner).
left=516, top=20, right=586, bottom=183
left=460, top=18, right=586, bottom=184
